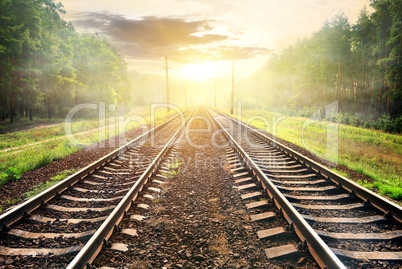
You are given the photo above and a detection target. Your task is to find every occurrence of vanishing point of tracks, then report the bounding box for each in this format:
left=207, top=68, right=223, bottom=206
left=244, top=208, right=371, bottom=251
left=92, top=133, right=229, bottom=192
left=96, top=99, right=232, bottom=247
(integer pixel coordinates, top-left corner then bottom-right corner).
left=1, top=106, right=401, bottom=268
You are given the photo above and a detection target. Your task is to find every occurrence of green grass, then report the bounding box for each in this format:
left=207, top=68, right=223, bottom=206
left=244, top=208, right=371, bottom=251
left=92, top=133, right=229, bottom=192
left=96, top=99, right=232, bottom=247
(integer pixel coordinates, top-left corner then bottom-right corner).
left=5, top=197, right=21, bottom=206
left=0, top=107, right=181, bottom=187
left=1, top=167, right=22, bottom=184
left=168, top=159, right=183, bottom=170
left=0, top=139, right=81, bottom=186
left=22, top=168, right=80, bottom=199
left=162, top=158, right=183, bottom=178
left=0, top=168, right=79, bottom=213
left=153, top=198, right=164, bottom=204
left=331, top=168, right=349, bottom=178
left=0, top=118, right=103, bottom=150
left=223, top=108, right=402, bottom=200
left=0, top=106, right=182, bottom=151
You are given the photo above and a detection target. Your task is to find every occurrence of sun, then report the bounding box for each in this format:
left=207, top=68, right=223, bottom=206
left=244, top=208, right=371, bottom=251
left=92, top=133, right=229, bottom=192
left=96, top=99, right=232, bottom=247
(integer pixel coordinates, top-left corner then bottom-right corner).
left=180, top=63, right=218, bottom=81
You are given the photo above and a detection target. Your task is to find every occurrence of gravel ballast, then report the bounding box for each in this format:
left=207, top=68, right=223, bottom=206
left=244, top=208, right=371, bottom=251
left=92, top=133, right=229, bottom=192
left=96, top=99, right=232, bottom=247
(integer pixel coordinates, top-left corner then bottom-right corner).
left=94, top=108, right=317, bottom=268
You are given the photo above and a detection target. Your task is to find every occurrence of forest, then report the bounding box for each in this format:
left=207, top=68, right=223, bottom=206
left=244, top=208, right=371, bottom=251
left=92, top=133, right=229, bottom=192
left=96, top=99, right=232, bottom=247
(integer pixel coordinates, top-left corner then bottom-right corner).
left=0, top=0, right=401, bottom=133
left=0, top=0, right=132, bottom=123
left=239, top=0, right=401, bottom=132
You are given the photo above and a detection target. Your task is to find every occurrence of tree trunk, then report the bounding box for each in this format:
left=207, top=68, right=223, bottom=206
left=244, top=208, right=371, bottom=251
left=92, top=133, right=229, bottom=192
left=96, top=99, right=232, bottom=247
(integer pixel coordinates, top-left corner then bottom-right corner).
left=26, top=95, right=31, bottom=120
left=393, top=36, right=402, bottom=120
left=19, top=93, right=24, bottom=116
left=368, top=76, right=371, bottom=116
left=47, top=96, right=51, bottom=119
left=361, top=56, right=365, bottom=114
left=376, top=38, right=382, bottom=120
left=337, top=44, right=342, bottom=110
left=2, top=95, right=7, bottom=120
left=383, top=34, right=389, bottom=116
left=25, top=99, right=28, bottom=118
left=10, top=97, right=15, bottom=124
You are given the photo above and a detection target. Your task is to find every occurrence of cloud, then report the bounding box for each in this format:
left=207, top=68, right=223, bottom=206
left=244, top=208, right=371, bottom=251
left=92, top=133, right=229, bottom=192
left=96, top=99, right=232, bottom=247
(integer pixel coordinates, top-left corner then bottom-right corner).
left=169, top=46, right=273, bottom=63
left=72, top=12, right=225, bottom=46
left=106, top=16, right=226, bottom=47
left=71, top=12, right=271, bottom=62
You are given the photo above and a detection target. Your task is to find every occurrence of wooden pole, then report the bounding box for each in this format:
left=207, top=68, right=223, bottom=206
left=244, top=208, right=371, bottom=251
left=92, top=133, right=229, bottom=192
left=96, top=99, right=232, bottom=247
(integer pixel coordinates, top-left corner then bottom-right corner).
left=215, top=81, right=217, bottom=107
left=231, top=60, right=234, bottom=114
left=165, top=56, right=170, bottom=112
left=185, top=80, right=187, bottom=107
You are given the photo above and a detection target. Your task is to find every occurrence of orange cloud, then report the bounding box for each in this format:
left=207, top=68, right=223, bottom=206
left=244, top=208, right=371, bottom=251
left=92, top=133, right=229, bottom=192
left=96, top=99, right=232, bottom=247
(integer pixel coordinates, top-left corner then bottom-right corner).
left=72, top=12, right=271, bottom=62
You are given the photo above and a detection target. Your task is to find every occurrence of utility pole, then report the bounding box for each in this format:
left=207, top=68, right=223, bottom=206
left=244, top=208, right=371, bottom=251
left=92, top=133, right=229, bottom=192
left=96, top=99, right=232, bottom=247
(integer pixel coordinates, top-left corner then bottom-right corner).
left=231, top=60, right=234, bottom=114
left=185, top=80, right=187, bottom=107
left=215, top=81, right=217, bottom=107
left=165, top=56, right=170, bottom=112
left=191, top=87, right=193, bottom=106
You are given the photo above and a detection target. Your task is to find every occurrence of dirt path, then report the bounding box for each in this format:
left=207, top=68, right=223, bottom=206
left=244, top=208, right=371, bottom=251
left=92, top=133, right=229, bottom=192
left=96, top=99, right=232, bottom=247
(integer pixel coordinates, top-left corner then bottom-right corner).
left=0, top=106, right=151, bottom=155
left=0, top=122, right=119, bottom=156
left=0, top=121, right=61, bottom=134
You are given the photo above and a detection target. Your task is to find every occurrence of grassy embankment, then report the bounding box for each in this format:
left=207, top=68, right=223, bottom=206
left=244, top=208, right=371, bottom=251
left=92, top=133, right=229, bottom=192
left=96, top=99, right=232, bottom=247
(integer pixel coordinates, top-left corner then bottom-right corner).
left=0, top=107, right=181, bottom=186
left=1, top=168, right=81, bottom=212
left=224, top=109, right=401, bottom=201
left=0, top=119, right=100, bottom=151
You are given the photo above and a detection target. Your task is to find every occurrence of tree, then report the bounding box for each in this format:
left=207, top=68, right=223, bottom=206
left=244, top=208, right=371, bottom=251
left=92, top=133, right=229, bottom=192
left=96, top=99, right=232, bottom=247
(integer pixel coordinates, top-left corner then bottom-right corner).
left=0, top=0, right=132, bottom=123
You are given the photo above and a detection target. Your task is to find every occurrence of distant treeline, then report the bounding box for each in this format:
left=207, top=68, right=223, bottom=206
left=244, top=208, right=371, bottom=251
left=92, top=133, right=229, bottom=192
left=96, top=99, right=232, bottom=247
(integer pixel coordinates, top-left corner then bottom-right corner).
left=240, top=0, right=401, bottom=132
left=0, top=0, right=132, bottom=123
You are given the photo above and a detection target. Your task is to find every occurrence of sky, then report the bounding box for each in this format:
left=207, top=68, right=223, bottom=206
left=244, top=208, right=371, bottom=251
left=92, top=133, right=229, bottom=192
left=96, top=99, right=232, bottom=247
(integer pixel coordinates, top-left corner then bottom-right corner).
left=62, top=0, right=372, bottom=81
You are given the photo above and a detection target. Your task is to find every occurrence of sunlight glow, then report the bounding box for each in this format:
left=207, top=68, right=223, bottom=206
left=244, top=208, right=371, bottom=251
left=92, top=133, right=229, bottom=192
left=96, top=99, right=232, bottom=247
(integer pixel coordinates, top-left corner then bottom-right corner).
left=180, top=63, right=219, bottom=81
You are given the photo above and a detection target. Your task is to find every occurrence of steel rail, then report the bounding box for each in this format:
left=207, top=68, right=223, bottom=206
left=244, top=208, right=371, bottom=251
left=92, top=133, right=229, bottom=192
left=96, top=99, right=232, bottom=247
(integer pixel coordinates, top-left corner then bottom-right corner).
left=0, top=108, right=191, bottom=231
left=67, top=107, right=197, bottom=269
left=212, top=108, right=402, bottom=223
left=207, top=107, right=345, bottom=269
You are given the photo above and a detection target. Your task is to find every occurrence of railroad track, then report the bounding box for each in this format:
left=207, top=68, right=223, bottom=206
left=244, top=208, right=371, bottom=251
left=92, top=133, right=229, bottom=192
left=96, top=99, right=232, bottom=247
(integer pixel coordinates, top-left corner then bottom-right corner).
left=207, top=107, right=402, bottom=269
left=1, top=106, right=401, bottom=268
left=0, top=107, right=196, bottom=268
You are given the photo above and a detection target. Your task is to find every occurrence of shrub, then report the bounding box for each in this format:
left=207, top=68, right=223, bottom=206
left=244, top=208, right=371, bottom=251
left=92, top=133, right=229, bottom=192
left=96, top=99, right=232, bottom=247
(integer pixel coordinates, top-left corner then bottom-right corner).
left=394, top=117, right=402, bottom=133
left=35, top=153, right=53, bottom=169
left=349, top=113, right=361, bottom=127
left=332, top=112, right=400, bottom=134
left=335, top=112, right=349, bottom=124
left=1, top=167, right=22, bottom=184
left=373, top=181, right=402, bottom=200
left=377, top=114, right=393, bottom=132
